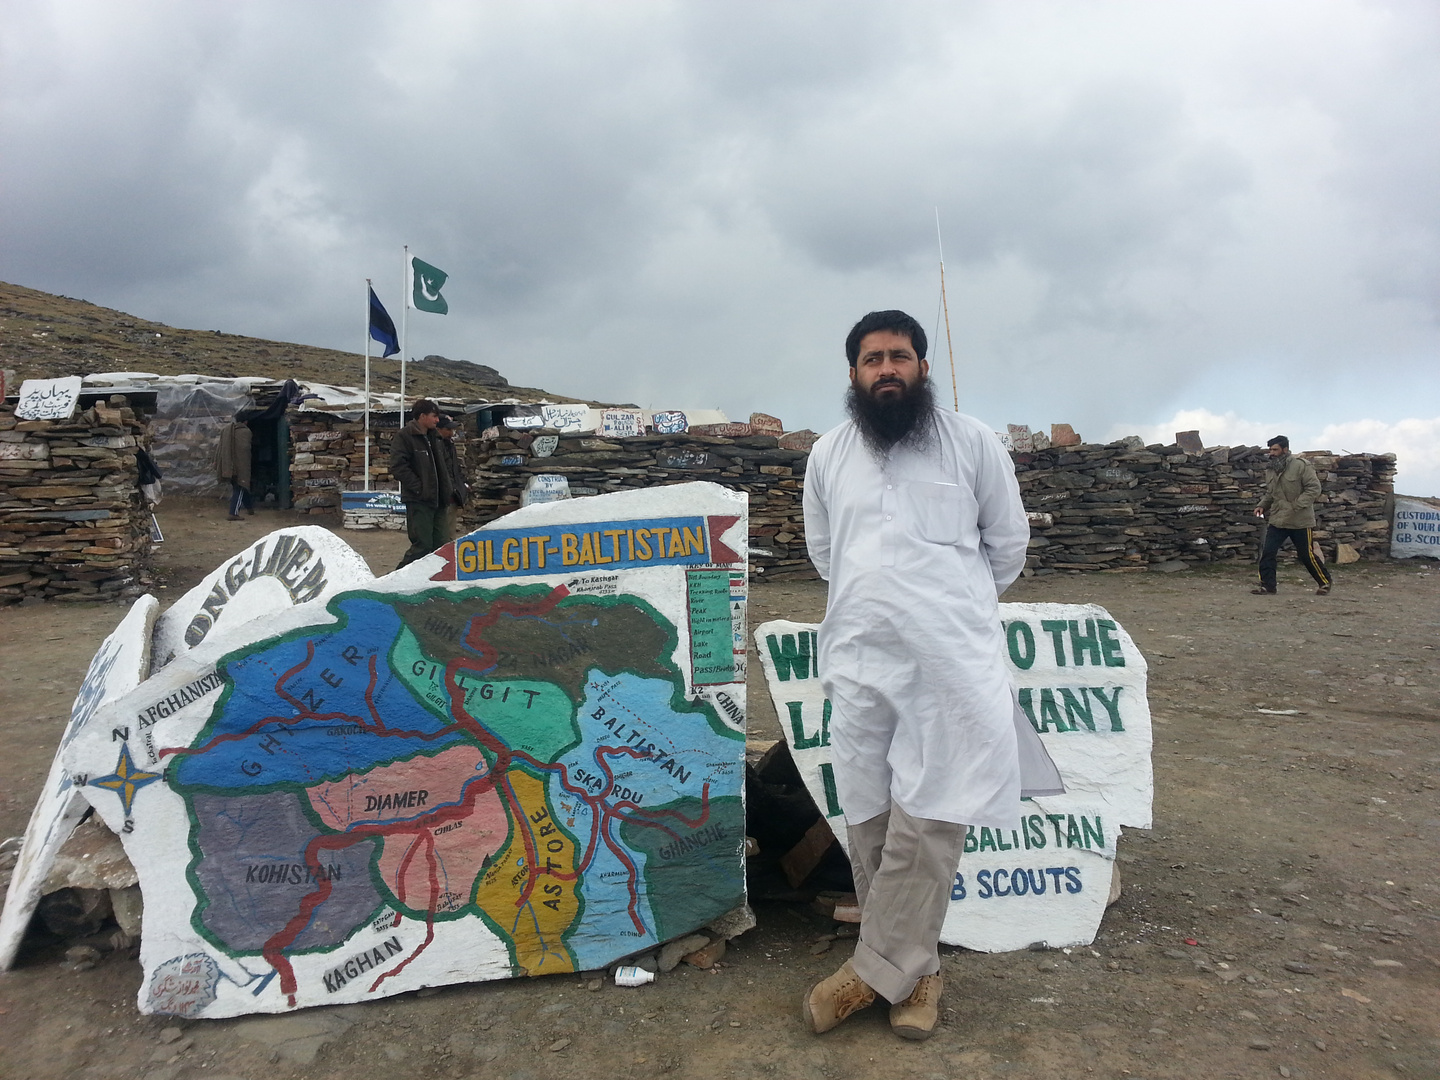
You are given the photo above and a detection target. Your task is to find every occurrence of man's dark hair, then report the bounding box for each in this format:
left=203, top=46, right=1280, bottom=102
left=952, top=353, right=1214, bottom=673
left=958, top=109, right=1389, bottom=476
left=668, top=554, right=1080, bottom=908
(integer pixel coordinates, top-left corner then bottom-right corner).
left=436, top=413, right=455, bottom=430
left=1266, top=435, right=1289, bottom=450
left=412, top=399, right=440, bottom=421
left=845, top=310, right=928, bottom=367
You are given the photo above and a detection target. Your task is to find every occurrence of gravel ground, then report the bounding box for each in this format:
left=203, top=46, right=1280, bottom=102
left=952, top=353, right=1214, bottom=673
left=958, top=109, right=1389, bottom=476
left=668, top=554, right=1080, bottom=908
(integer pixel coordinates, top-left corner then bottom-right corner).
left=1, top=497, right=1436, bottom=1080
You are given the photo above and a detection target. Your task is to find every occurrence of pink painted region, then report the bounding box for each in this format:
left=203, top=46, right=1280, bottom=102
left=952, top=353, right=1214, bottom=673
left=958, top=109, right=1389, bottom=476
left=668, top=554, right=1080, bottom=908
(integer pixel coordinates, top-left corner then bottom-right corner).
left=376, top=784, right=509, bottom=914
left=305, top=744, right=489, bottom=832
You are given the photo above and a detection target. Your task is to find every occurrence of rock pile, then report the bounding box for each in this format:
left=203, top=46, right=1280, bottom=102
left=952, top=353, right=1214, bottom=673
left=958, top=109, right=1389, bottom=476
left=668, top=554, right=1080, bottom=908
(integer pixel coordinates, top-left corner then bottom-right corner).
left=288, top=419, right=367, bottom=515
left=1017, top=440, right=1397, bottom=572
left=460, top=429, right=1396, bottom=578
left=464, top=428, right=817, bottom=580
left=0, top=399, right=153, bottom=603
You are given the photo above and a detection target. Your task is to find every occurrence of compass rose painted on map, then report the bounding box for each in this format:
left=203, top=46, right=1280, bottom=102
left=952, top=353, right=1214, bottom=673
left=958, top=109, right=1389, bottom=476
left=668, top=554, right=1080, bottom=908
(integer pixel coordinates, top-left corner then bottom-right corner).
left=91, top=744, right=162, bottom=815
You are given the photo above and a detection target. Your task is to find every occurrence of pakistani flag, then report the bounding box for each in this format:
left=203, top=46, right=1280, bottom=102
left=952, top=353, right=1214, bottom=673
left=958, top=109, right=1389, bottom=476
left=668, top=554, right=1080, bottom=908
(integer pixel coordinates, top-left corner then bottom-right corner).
left=410, top=256, right=449, bottom=314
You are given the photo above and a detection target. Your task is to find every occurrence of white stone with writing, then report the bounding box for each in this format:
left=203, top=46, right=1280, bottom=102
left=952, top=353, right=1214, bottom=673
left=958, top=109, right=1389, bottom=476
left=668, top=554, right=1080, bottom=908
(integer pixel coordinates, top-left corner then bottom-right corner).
left=754, top=602, right=1151, bottom=953
left=62, top=483, right=749, bottom=1016
left=149, top=526, right=375, bottom=673
left=521, top=473, right=571, bottom=506
left=541, top=404, right=594, bottom=433
left=601, top=409, right=644, bottom=439
left=0, top=442, right=49, bottom=460
left=15, top=377, right=83, bottom=421
left=1391, top=497, right=1440, bottom=559
left=0, top=594, right=159, bottom=969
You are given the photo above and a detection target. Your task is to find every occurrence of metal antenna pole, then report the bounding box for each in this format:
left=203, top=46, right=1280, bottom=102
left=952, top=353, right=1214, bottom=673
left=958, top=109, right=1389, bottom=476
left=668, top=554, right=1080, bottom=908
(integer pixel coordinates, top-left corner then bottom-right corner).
left=363, top=279, right=372, bottom=487
left=936, top=207, right=959, bottom=412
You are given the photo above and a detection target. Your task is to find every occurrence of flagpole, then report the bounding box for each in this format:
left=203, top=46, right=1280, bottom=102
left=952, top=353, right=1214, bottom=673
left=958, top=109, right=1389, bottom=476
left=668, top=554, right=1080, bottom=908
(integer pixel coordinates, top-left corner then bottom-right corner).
left=363, top=280, right=372, bottom=487
left=400, top=245, right=409, bottom=432
left=935, top=207, right=959, bottom=413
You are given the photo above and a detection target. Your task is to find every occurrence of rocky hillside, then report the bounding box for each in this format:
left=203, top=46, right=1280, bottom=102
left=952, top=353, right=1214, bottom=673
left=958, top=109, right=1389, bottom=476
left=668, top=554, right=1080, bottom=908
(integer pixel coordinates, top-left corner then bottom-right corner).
left=0, top=281, right=590, bottom=404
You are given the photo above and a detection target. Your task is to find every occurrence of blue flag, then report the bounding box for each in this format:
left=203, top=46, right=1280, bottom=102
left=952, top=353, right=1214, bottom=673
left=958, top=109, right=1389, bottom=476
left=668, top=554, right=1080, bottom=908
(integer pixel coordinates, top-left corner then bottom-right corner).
left=368, top=287, right=399, bottom=357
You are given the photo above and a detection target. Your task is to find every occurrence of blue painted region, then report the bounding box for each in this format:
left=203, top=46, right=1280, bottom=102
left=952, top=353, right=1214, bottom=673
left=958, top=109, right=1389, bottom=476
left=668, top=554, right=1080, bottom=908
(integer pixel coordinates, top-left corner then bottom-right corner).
left=557, top=670, right=739, bottom=807
left=546, top=669, right=739, bottom=964
left=172, top=596, right=468, bottom=792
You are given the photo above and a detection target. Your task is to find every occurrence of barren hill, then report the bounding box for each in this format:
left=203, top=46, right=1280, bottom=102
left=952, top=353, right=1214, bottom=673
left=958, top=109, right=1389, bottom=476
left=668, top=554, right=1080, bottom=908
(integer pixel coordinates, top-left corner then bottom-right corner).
left=0, top=281, right=591, bottom=404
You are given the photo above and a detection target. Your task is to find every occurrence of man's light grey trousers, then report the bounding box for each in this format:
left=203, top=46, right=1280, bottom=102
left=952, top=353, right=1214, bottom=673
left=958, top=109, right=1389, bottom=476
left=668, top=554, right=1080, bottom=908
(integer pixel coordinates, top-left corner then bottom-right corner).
left=846, top=802, right=967, bottom=1003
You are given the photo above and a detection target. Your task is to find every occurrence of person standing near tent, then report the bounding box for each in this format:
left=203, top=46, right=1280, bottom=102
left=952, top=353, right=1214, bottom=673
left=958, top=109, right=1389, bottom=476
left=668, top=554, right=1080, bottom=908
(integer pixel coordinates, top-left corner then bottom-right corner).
left=434, top=414, right=468, bottom=540
left=215, top=418, right=253, bottom=520
left=390, top=399, right=452, bottom=569
left=801, top=309, right=1063, bottom=1041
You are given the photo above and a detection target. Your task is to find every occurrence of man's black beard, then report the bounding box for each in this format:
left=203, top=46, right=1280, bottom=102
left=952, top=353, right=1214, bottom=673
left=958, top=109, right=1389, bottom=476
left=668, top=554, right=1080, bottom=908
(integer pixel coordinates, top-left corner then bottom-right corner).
left=845, top=375, right=938, bottom=457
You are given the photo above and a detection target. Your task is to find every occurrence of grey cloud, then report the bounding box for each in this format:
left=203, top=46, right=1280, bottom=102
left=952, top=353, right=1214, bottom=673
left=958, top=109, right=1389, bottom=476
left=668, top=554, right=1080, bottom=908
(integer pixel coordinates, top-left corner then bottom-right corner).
left=2, top=0, right=1438, bottom=479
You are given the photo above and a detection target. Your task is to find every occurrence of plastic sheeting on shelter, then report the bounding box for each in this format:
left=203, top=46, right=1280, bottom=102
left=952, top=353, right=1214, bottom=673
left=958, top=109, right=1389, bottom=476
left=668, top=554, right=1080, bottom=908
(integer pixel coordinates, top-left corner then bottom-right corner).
left=148, top=382, right=253, bottom=498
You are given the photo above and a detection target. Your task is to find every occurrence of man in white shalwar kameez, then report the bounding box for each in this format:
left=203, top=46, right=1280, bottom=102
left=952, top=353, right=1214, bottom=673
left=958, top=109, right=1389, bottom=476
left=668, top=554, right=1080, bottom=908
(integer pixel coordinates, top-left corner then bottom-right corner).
left=801, top=310, right=1063, bottom=1040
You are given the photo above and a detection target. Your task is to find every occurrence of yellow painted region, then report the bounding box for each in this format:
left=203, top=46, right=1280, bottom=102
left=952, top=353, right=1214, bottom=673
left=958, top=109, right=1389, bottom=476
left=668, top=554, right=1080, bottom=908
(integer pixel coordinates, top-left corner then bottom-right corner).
left=472, top=769, right=579, bottom=976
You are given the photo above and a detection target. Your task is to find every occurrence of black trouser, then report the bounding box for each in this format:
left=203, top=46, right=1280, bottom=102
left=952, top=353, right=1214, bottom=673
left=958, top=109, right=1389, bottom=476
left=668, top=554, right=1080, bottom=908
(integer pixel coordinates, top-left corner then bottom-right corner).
left=397, top=502, right=447, bottom=569
left=1258, top=525, right=1331, bottom=591
left=228, top=481, right=253, bottom=516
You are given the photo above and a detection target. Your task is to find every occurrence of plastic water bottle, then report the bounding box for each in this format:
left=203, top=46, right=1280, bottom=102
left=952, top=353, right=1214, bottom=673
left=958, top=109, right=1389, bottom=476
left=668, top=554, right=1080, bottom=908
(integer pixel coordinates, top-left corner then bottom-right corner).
left=613, top=966, right=655, bottom=987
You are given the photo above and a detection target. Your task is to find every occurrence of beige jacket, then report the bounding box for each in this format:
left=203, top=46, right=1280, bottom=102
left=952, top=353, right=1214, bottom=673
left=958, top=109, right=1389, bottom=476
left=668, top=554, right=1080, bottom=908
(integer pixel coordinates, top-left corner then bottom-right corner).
left=1260, top=452, right=1321, bottom=529
left=215, top=422, right=252, bottom=489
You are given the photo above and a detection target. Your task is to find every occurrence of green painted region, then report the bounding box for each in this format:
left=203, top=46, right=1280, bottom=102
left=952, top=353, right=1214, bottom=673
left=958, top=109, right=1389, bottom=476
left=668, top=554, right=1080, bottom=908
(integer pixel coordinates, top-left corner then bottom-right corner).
left=397, top=590, right=673, bottom=705
left=391, top=625, right=579, bottom=762
left=618, top=794, right=744, bottom=943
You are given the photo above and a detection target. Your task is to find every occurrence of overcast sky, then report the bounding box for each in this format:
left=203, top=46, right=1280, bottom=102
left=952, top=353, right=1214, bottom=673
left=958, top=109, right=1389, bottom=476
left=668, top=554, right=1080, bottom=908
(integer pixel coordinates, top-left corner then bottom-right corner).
left=4, top=0, right=1438, bottom=494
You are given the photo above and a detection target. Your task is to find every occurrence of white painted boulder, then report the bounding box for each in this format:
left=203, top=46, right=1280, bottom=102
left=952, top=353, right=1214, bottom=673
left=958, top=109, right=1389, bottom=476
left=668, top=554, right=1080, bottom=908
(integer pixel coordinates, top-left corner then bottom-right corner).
left=63, top=482, right=749, bottom=1017
left=754, top=602, right=1152, bottom=952
left=0, top=594, right=159, bottom=969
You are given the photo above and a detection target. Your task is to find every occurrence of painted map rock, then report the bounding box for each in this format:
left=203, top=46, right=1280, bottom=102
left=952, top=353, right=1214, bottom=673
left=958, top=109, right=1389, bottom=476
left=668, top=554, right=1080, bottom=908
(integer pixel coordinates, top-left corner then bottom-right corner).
left=755, top=602, right=1151, bottom=953
left=64, top=482, right=748, bottom=1017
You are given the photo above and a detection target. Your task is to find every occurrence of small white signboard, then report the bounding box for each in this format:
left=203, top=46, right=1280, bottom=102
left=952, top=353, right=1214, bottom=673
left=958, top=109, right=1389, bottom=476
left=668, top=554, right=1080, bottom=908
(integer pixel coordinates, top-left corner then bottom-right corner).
left=1392, top=497, right=1440, bottom=559
left=754, top=602, right=1152, bottom=953
left=541, top=404, right=593, bottom=433
left=15, top=377, right=83, bottom=421
left=521, top=473, right=571, bottom=506
left=601, top=409, right=644, bottom=439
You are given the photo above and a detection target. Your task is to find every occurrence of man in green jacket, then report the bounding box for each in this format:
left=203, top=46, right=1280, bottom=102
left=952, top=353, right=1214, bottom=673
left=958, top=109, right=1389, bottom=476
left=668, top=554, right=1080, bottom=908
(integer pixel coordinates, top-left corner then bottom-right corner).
left=390, top=399, right=453, bottom=570
left=1252, top=435, right=1332, bottom=595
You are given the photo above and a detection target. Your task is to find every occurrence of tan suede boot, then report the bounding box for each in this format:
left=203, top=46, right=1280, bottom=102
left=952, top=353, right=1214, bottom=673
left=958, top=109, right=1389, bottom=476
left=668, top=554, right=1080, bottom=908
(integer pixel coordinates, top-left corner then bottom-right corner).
left=889, top=972, right=942, bottom=1040
left=802, top=960, right=876, bottom=1034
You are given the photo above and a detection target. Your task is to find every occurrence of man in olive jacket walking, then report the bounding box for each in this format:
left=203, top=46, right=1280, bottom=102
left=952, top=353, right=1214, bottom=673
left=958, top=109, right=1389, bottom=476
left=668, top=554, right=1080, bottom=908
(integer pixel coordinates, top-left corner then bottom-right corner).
left=1252, top=434, right=1332, bottom=595
left=390, top=399, right=453, bottom=570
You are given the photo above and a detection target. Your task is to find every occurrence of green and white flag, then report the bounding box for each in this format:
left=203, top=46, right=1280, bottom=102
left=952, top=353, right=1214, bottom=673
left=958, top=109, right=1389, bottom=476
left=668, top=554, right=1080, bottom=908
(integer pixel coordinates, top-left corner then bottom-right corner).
left=409, top=256, right=449, bottom=314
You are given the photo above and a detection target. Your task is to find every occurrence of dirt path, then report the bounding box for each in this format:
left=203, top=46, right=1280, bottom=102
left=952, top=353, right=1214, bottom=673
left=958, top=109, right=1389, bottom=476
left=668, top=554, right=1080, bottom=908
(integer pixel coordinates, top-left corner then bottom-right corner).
left=1, top=496, right=1436, bottom=1080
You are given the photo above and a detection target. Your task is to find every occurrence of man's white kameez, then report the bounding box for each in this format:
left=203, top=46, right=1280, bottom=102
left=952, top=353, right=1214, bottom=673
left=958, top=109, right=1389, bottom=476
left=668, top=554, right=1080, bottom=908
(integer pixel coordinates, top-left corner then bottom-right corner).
left=803, top=409, right=1063, bottom=830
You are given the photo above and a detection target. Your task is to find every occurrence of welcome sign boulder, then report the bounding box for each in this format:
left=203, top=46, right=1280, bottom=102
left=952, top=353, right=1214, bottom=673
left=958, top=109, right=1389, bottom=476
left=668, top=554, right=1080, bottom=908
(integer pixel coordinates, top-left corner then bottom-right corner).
left=52, top=482, right=748, bottom=1017
left=755, top=602, right=1151, bottom=952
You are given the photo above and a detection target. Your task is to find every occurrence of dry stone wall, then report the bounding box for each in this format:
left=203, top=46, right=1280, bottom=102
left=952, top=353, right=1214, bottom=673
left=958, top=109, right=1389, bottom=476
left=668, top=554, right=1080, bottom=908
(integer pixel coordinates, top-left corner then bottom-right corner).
left=288, top=416, right=405, bottom=515
left=460, top=431, right=1395, bottom=579
left=1015, top=440, right=1396, bottom=572
left=0, top=399, right=154, bottom=604
left=282, top=413, right=1397, bottom=578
